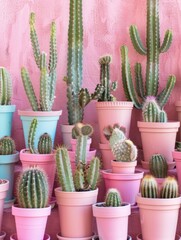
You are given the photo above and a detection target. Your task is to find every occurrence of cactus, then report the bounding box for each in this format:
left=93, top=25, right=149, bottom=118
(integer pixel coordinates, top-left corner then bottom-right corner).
left=121, top=0, right=176, bottom=110
left=176, top=141, right=181, bottom=152
left=103, top=124, right=126, bottom=141
left=16, top=167, right=49, bottom=208
left=21, top=12, right=57, bottom=111
left=140, top=175, right=159, bottom=198
left=160, top=176, right=179, bottom=198
left=149, top=154, right=168, bottom=178
left=0, top=136, right=15, bottom=155
left=0, top=67, right=12, bottom=105
left=105, top=188, right=122, bottom=207
left=28, top=118, right=38, bottom=154
left=38, top=133, right=53, bottom=154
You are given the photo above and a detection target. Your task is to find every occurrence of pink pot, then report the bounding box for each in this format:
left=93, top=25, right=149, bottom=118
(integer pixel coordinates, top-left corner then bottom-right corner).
left=55, top=188, right=98, bottom=238
left=138, top=121, right=179, bottom=169
left=10, top=233, right=50, bottom=240
left=57, top=233, right=95, bottom=240
left=0, top=232, right=6, bottom=240
left=12, top=205, right=51, bottom=240
left=102, top=170, right=143, bottom=205
left=0, top=180, right=9, bottom=232
left=60, top=124, right=74, bottom=150
left=136, top=233, right=181, bottom=240
left=172, top=150, right=181, bottom=193
left=92, top=202, right=130, bottom=240
left=96, top=101, right=133, bottom=144
left=136, top=194, right=181, bottom=240
left=111, top=160, right=137, bottom=174
left=20, top=149, right=56, bottom=199
left=99, top=143, right=114, bottom=170
left=71, top=138, right=92, bottom=152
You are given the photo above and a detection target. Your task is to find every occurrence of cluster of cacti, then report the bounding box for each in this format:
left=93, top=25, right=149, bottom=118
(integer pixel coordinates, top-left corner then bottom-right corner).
left=142, top=97, right=167, bottom=122
left=149, top=154, right=168, bottom=178
left=0, top=136, right=15, bottom=155
left=0, top=67, right=12, bottom=105
left=21, top=12, right=57, bottom=111
left=16, top=167, right=49, bottom=208
left=141, top=175, right=179, bottom=199
left=56, top=146, right=100, bottom=192
left=121, top=0, right=176, bottom=110
left=105, top=188, right=122, bottom=207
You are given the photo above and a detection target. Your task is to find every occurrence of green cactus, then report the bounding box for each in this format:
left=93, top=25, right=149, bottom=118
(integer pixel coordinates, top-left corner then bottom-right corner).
left=28, top=118, right=38, bottom=154
left=105, top=188, right=122, bottom=207
left=140, top=175, right=159, bottom=198
left=176, top=141, right=181, bottom=152
left=16, top=167, right=49, bottom=208
left=0, top=136, right=15, bottom=155
left=0, top=67, right=12, bottom=105
left=103, top=124, right=126, bottom=141
left=160, top=176, right=179, bottom=198
left=121, top=0, right=176, bottom=110
left=86, top=157, right=100, bottom=190
left=21, top=12, right=57, bottom=111
left=38, top=133, right=53, bottom=154
left=149, top=154, right=168, bottom=178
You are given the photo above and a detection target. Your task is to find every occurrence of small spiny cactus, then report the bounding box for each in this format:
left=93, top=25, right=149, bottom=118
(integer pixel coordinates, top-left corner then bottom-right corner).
left=105, top=188, right=122, bottom=207
left=0, top=136, right=15, bottom=155
left=38, top=133, right=53, bottom=154
left=149, top=154, right=168, bottom=178
left=28, top=118, right=38, bottom=154
left=0, top=67, right=12, bottom=105
left=160, top=176, right=179, bottom=199
left=140, top=175, right=159, bottom=198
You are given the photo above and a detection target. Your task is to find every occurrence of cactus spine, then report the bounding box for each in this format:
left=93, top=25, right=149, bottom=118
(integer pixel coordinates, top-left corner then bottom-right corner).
left=160, top=176, right=179, bottom=198
left=105, top=188, right=122, bottom=207
left=17, top=167, right=49, bottom=208
left=121, top=0, right=176, bottom=110
left=149, top=154, right=168, bottom=178
left=21, top=12, right=57, bottom=111
left=140, top=175, right=159, bottom=198
left=0, top=136, right=15, bottom=155
left=0, top=67, right=12, bottom=105
left=38, top=133, right=52, bottom=154
left=28, top=118, right=38, bottom=154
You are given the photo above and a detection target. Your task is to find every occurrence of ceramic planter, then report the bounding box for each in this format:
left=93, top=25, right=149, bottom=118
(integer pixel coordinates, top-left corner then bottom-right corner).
left=55, top=188, right=98, bottom=239
left=0, top=105, right=16, bottom=138
left=12, top=205, right=51, bottom=240
left=99, top=143, right=114, bottom=170
left=92, top=202, right=131, bottom=240
left=172, top=150, right=181, bottom=193
left=136, top=194, right=181, bottom=240
left=102, top=170, right=144, bottom=205
left=96, top=101, right=133, bottom=144
left=18, top=110, right=62, bottom=148
left=0, top=180, right=9, bottom=233
left=20, top=149, right=56, bottom=198
left=137, top=121, right=179, bottom=169
left=60, top=124, right=74, bottom=149
left=111, top=160, right=137, bottom=174
left=0, top=151, right=19, bottom=204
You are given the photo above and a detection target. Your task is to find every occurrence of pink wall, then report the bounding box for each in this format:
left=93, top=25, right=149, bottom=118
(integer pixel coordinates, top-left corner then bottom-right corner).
left=1, top=0, right=181, bottom=150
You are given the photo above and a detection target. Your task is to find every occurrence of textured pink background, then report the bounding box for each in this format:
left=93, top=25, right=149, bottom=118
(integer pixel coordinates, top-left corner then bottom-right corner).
left=1, top=0, right=181, bottom=150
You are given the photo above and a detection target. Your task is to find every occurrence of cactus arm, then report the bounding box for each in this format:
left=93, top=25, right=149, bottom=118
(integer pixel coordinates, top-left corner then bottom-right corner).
left=48, top=69, right=56, bottom=108
left=73, top=167, right=85, bottom=191
left=135, top=63, right=145, bottom=99
left=129, top=25, right=147, bottom=55
left=121, top=46, right=142, bottom=109
left=159, top=30, right=173, bottom=53
left=48, top=22, right=57, bottom=71
left=75, top=135, right=88, bottom=165
left=86, top=157, right=100, bottom=190
left=28, top=118, right=38, bottom=154
left=79, top=88, right=91, bottom=108
left=91, top=84, right=104, bottom=100
left=156, top=75, right=176, bottom=108
left=29, top=12, right=41, bottom=69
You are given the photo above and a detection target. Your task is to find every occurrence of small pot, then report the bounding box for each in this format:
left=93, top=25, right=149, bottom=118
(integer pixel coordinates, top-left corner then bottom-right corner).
left=111, top=160, right=137, bottom=174
left=57, top=233, right=95, bottom=240
left=10, top=233, right=50, bottom=240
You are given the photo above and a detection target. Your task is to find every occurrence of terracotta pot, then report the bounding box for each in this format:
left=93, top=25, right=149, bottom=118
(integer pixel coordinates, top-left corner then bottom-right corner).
left=96, top=101, right=133, bottom=144
left=55, top=188, right=98, bottom=238
left=99, top=143, right=114, bottom=170
left=111, top=160, right=137, bottom=174
left=102, top=170, right=143, bottom=205
left=20, top=149, right=56, bottom=198
left=172, top=150, right=181, bottom=193
left=12, top=205, right=51, bottom=240
left=92, top=202, right=131, bottom=240
left=137, top=121, right=179, bottom=169
left=71, top=138, right=92, bottom=152
left=0, top=180, right=9, bottom=232
left=60, top=124, right=74, bottom=150
left=136, top=194, right=181, bottom=240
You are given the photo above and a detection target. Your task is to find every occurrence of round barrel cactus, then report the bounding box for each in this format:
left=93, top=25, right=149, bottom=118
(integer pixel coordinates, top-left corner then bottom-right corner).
left=149, top=154, right=168, bottom=178
left=0, top=136, right=15, bottom=155
left=38, top=133, right=53, bottom=154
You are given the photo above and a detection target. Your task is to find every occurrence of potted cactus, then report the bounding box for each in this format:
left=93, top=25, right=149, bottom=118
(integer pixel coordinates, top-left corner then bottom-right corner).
left=136, top=175, right=181, bottom=240
left=0, top=136, right=19, bottom=206
left=20, top=119, right=56, bottom=199
left=55, top=124, right=100, bottom=239
left=0, top=67, right=16, bottom=138
left=93, top=188, right=131, bottom=240
left=18, top=12, right=62, bottom=148
left=12, top=167, right=51, bottom=240
left=121, top=0, right=179, bottom=169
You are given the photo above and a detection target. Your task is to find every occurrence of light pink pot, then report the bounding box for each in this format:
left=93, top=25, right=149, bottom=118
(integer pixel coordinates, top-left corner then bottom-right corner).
left=12, top=205, right=51, bottom=240
left=136, top=233, right=181, bottom=240
left=10, top=233, right=50, bottom=240
left=172, top=150, right=181, bottom=193
left=71, top=138, right=92, bottom=152
left=96, top=101, right=133, bottom=144
left=137, top=121, right=179, bottom=169
left=20, top=149, right=56, bottom=198
left=0, top=180, right=9, bottom=232
left=57, top=233, right=95, bottom=240
left=99, top=143, right=114, bottom=170
left=111, top=160, right=137, bottom=174
left=136, top=194, right=181, bottom=240
left=55, top=188, right=98, bottom=238
left=92, top=202, right=130, bottom=240
left=60, top=124, right=74, bottom=150
left=102, top=170, right=143, bottom=205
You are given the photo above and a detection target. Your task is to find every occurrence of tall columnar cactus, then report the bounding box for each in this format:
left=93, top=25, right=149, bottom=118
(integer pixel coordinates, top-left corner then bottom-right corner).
left=16, top=167, right=49, bottom=208
left=121, top=0, right=176, bottom=110
left=140, top=174, right=159, bottom=198
left=0, top=136, right=15, bottom=155
left=160, top=176, right=179, bottom=198
left=105, top=188, right=122, bottom=207
left=0, top=67, right=12, bottom=105
left=21, top=12, right=57, bottom=111
left=149, top=154, right=168, bottom=178
left=28, top=118, right=38, bottom=154
left=38, top=133, right=53, bottom=154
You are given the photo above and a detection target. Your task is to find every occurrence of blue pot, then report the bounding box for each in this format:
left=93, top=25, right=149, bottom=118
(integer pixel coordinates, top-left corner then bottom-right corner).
left=0, top=105, right=16, bottom=138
